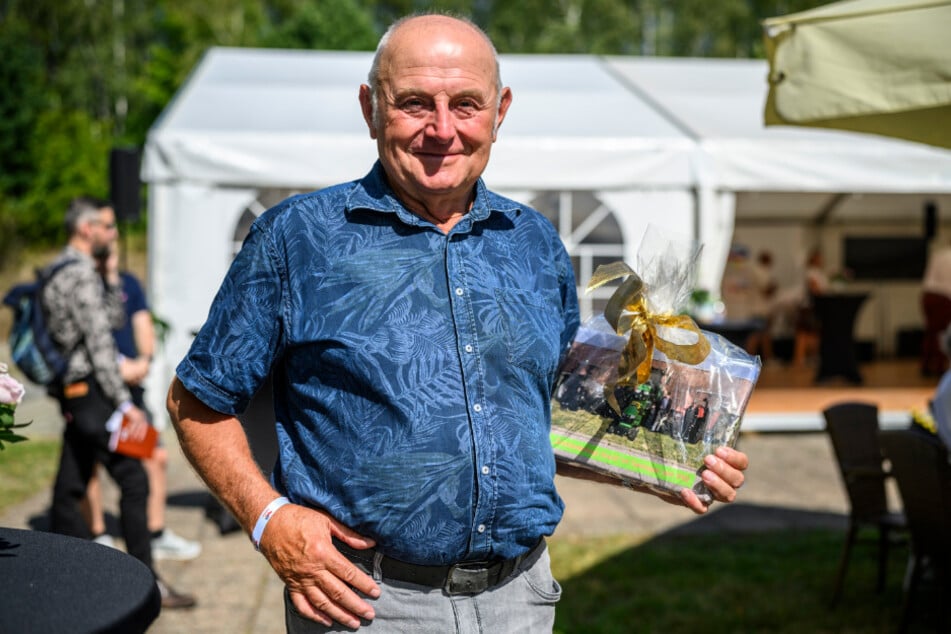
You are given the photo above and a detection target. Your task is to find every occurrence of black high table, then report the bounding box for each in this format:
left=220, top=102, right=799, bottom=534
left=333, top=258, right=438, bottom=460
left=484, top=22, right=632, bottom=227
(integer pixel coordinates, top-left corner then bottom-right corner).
left=812, top=292, right=868, bottom=384
left=0, top=527, right=161, bottom=633
left=700, top=319, right=759, bottom=350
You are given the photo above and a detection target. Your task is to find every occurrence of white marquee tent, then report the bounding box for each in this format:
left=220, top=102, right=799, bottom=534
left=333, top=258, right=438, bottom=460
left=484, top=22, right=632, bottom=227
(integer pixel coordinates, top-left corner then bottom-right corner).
left=142, top=47, right=951, bottom=423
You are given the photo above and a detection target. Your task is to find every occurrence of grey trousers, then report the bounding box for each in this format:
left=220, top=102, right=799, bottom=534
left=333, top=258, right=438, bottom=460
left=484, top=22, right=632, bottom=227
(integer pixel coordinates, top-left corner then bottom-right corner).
left=285, top=542, right=561, bottom=633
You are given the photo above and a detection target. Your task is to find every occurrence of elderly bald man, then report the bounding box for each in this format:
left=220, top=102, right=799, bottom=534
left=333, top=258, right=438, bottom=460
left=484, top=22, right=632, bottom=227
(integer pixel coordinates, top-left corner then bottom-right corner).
left=167, top=13, right=749, bottom=632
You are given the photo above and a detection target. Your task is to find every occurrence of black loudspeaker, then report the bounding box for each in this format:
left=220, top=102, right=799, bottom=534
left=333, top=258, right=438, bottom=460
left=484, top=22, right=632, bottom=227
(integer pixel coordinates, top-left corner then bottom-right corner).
left=924, top=200, right=938, bottom=240
left=110, top=147, right=141, bottom=222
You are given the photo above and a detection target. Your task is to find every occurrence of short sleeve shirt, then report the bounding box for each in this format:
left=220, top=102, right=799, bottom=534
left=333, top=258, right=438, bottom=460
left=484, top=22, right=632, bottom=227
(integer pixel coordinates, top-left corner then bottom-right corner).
left=177, top=162, right=580, bottom=565
left=114, top=272, right=148, bottom=358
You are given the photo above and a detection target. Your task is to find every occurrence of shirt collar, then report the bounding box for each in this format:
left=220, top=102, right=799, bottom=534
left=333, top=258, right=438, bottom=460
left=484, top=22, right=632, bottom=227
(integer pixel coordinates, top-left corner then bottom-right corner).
left=63, top=245, right=95, bottom=264
left=345, top=161, right=522, bottom=231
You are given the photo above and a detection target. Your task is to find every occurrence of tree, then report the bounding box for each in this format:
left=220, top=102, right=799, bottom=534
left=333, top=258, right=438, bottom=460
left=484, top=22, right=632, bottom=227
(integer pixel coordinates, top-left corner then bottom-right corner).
left=0, top=0, right=145, bottom=246
left=4, top=0, right=383, bottom=245
left=15, top=110, right=112, bottom=244
left=258, top=0, right=378, bottom=50
left=484, top=0, right=828, bottom=57
left=0, top=19, right=47, bottom=198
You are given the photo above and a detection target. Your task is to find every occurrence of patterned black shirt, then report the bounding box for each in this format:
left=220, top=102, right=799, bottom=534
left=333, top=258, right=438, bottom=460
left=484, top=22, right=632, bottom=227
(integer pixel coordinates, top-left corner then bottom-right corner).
left=42, top=246, right=130, bottom=407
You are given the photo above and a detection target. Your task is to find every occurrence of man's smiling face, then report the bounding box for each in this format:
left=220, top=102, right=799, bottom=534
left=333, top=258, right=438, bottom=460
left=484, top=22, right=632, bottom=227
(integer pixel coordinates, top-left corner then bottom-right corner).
left=360, top=16, right=511, bottom=215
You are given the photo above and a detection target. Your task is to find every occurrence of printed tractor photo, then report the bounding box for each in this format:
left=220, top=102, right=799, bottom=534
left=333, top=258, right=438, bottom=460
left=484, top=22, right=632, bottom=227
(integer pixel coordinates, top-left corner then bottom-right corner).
left=550, top=317, right=759, bottom=502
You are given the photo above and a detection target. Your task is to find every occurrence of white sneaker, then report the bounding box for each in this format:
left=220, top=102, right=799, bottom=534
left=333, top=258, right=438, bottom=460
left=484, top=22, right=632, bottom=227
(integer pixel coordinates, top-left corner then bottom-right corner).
left=92, top=533, right=117, bottom=549
left=152, top=529, right=202, bottom=561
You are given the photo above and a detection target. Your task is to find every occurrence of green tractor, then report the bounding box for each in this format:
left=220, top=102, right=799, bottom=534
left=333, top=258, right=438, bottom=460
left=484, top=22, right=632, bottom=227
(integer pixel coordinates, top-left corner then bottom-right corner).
left=608, top=383, right=655, bottom=441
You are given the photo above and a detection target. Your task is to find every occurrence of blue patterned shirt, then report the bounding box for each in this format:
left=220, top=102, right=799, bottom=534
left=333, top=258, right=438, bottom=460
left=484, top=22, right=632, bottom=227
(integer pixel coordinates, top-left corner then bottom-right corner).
left=177, top=162, right=580, bottom=565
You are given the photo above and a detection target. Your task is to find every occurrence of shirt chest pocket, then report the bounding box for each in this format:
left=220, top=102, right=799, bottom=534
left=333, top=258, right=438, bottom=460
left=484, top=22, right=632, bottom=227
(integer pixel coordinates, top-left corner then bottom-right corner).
left=493, top=287, right=564, bottom=380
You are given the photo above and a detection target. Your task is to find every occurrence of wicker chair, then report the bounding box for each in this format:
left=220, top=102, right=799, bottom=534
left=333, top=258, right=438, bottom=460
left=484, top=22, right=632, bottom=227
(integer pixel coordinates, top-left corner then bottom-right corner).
left=823, top=402, right=907, bottom=607
left=878, top=429, right=951, bottom=633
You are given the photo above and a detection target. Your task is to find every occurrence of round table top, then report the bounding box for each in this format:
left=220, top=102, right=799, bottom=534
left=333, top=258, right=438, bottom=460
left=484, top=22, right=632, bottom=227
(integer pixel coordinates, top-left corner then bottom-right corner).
left=0, top=526, right=161, bottom=633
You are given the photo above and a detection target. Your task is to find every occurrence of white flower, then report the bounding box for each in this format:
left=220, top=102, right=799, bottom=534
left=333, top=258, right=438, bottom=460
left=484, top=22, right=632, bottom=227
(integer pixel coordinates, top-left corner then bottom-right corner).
left=0, top=363, right=29, bottom=449
left=0, top=368, right=25, bottom=405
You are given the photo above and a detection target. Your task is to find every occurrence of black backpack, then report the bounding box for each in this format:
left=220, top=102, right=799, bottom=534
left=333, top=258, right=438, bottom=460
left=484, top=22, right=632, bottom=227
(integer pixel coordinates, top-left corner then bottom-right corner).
left=2, top=259, right=78, bottom=386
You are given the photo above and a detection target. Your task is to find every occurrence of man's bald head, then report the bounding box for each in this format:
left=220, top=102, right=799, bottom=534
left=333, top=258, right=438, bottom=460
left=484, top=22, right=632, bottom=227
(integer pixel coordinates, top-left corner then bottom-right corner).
left=366, top=14, right=503, bottom=129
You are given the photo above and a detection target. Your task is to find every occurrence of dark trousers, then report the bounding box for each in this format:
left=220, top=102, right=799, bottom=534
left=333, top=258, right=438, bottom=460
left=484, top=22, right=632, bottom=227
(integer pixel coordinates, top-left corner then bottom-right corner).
left=49, top=377, right=153, bottom=573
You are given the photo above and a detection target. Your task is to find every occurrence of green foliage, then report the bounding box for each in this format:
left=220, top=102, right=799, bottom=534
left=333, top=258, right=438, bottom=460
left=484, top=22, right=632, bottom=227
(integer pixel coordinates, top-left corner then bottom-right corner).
left=124, top=43, right=186, bottom=146
left=0, top=20, right=47, bottom=198
left=0, top=201, right=23, bottom=268
left=259, top=0, right=378, bottom=50
left=487, top=0, right=829, bottom=56
left=0, top=404, right=31, bottom=450
left=15, top=110, right=111, bottom=246
left=151, top=311, right=172, bottom=346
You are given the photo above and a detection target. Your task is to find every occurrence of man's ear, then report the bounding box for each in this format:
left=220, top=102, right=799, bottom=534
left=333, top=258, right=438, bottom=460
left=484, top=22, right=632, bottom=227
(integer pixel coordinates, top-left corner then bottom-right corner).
left=492, top=87, right=513, bottom=142
left=358, top=85, right=378, bottom=140
left=77, top=217, right=95, bottom=240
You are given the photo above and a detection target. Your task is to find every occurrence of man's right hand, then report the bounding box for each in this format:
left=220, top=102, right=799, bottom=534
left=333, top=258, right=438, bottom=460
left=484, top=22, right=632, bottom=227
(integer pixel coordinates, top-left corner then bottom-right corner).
left=119, top=356, right=150, bottom=385
left=167, top=378, right=380, bottom=628
left=257, top=504, right=381, bottom=629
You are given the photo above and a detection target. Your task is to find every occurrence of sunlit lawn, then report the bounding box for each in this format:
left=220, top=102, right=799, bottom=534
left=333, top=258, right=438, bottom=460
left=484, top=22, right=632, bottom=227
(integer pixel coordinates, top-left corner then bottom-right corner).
left=549, top=530, right=937, bottom=634
left=0, top=439, right=58, bottom=510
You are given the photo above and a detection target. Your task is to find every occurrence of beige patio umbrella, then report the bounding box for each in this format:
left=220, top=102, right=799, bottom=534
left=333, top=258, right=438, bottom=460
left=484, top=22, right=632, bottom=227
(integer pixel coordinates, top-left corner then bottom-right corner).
left=763, top=0, right=951, bottom=149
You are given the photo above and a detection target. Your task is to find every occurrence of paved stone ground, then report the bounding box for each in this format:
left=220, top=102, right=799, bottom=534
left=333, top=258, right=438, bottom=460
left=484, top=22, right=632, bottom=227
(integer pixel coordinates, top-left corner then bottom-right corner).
left=2, top=387, right=870, bottom=634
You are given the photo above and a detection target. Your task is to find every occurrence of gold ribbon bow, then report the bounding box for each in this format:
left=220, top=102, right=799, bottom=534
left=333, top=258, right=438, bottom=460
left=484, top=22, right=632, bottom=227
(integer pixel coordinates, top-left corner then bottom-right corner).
left=587, top=261, right=711, bottom=413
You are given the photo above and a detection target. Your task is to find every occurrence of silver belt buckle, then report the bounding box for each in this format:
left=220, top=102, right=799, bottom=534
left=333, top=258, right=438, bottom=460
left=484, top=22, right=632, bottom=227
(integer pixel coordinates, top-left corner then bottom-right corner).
left=446, top=563, right=491, bottom=595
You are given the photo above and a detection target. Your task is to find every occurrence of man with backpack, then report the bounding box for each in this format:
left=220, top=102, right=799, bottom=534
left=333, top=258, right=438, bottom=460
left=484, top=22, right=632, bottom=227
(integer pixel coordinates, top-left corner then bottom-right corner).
left=42, top=196, right=192, bottom=608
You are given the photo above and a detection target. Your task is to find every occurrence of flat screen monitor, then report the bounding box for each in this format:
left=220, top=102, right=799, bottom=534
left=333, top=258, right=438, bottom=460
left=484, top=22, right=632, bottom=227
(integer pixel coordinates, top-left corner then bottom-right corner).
left=843, top=236, right=927, bottom=280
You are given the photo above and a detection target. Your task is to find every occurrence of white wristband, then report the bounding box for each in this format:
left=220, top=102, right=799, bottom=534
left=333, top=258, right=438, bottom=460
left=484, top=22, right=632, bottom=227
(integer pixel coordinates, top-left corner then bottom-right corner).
left=251, top=496, right=291, bottom=551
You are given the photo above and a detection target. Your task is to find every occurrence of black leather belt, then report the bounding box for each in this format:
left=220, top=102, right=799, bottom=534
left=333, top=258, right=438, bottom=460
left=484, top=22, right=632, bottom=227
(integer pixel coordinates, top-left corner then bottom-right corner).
left=334, top=538, right=544, bottom=595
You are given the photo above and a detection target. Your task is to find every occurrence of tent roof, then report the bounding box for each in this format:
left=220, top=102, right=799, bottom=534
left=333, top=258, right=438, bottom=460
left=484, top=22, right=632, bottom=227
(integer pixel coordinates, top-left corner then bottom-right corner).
left=762, top=0, right=951, bottom=149
left=144, top=47, right=951, bottom=204
left=145, top=47, right=695, bottom=190
left=605, top=56, right=951, bottom=192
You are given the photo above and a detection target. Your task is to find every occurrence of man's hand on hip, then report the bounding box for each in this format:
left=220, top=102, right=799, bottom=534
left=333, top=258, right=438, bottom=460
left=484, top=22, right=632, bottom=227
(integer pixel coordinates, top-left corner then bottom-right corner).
left=258, top=504, right=381, bottom=629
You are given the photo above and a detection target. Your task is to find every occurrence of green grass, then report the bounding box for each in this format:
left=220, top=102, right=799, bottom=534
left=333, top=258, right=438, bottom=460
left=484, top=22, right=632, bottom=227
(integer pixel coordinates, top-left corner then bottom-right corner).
left=0, top=439, right=59, bottom=510
left=549, top=530, right=929, bottom=634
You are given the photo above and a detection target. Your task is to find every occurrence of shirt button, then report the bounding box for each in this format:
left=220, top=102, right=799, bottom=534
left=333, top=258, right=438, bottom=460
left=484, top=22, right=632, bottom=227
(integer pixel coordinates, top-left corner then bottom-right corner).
left=477, top=524, right=486, bottom=533
left=455, top=287, right=464, bottom=296
left=465, top=344, right=474, bottom=353
left=481, top=465, right=490, bottom=475
left=473, top=404, right=482, bottom=413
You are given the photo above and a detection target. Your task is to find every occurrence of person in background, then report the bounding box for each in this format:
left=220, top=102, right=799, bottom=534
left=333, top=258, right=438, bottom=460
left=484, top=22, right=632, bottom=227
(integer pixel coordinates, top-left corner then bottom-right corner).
left=793, top=248, right=828, bottom=367
left=82, top=244, right=202, bottom=574
left=804, top=248, right=829, bottom=297
left=745, top=250, right=778, bottom=361
left=928, top=326, right=951, bottom=451
left=43, top=196, right=193, bottom=608
left=921, top=242, right=951, bottom=377
left=166, top=14, right=749, bottom=632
